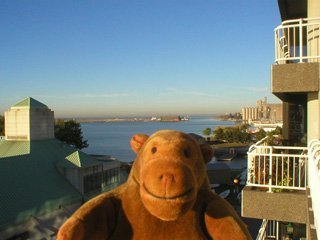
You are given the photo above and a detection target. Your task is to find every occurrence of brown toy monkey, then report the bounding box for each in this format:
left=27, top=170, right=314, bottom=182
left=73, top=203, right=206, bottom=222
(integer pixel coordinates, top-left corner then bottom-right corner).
left=58, top=130, right=252, bottom=240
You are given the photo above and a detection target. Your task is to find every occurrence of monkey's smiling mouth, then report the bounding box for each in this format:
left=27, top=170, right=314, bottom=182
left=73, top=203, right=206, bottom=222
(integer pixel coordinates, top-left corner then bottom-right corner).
left=143, top=183, right=194, bottom=200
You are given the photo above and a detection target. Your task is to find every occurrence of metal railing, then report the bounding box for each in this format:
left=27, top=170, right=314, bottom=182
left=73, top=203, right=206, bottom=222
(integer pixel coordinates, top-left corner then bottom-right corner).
left=256, top=219, right=279, bottom=240
left=308, top=139, right=320, bottom=240
left=247, top=138, right=308, bottom=192
left=275, top=17, right=320, bottom=64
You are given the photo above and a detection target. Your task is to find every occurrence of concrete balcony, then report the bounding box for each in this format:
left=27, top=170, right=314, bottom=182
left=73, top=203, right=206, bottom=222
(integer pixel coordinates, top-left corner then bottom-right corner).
left=272, top=17, right=320, bottom=102
left=242, top=140, right=308, bottom=223
left=241, top=138, right=320, bottom=239
left=271, top=62, right=319, bottom=101
left=242, top=186, right=307, bottom=224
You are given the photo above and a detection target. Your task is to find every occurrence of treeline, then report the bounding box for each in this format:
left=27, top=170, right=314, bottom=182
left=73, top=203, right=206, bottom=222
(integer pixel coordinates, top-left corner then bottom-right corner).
left=216, top=112, right=242, bottom=121
left=0, top=116, right=4, bottom=136
left=203, top=125, right=250, bottom=143
left=55, top=119, right=89, bottom=149
left=203, top=125, right=283, bottom=145
left=254, top=127, right=283, bottom=146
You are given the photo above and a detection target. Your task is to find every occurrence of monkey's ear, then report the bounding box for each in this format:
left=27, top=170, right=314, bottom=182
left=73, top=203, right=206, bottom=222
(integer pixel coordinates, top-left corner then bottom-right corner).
left=130, top=134, right=149, bottom=154
left=200, top=144, right=214, bottom=163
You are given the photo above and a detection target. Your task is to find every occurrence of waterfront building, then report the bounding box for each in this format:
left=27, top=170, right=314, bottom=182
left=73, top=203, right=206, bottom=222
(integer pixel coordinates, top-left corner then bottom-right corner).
left=0, top=97, right=126, bottom=239
left=242, top=1, right=320, bottom=239
left=242, top=97, right=283, bottom=123
left=160, top=115, right=181, bottom=122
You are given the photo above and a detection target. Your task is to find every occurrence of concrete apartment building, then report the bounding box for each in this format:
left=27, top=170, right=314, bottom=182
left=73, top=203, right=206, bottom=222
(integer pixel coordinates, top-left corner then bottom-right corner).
left=242, top=1, right=320, bottom=239
left=242, top=97, right=283, bottom=123
left=0, top=98, right=126, bottom=239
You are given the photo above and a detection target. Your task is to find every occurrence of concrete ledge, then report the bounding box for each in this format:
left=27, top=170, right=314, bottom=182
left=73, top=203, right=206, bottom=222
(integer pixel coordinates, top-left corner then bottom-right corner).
left=242, top=186, right=307, bottom=224
left=271, top=63, right=319, bottom=94
left=307, top=188, right=318, bottom=240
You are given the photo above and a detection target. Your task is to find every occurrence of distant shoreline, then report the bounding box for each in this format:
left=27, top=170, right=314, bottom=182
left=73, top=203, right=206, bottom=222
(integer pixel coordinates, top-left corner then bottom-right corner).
left=60, top=116, right=190, bottom=123
left=212, top=117, right=242, bottom=122
left=74, top=118, right=159, bottom=123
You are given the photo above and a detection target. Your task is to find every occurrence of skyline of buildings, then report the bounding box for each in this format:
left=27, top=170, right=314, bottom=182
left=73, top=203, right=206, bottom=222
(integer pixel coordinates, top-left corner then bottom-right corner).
left=242, top=97, right=283, bottom=123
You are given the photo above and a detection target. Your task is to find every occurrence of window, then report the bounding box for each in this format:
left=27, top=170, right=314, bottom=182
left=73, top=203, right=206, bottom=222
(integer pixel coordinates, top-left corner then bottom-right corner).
left=84, top=172, right=102, bottom=193
left=103, top=167, right=120, bottom=186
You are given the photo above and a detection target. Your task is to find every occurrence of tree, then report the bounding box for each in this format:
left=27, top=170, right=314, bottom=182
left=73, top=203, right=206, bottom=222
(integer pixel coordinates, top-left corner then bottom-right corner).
left=268, top=126, right=282, bottom=136
left=202, top=128, right=211, bottom=140
left=234, top=112, right=242, bottom=120
left=255, top=129, right=267, bottom=141
left=224, top=129, right=234, bottom=143
left=213, top=127, right=224, bottom=141
left=55, top=119, right=89, bottom=149
left=0, top=115, right=4, bottom=136
left=232, top=127, right=242, bottom=143
left=266, top=126, right=284, bottom=146
left=240, top=131, right=250, bottom=143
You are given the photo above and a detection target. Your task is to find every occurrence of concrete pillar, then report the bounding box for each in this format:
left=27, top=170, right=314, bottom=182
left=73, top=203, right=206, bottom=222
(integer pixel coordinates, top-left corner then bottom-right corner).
left=307, top=0, right=320, bottom=63
left=245, top=108, right=249, bottom=121
left=308, top=0, right=320, bottom=19
left=254, top=108, right=258, bottom=120
left=242, top=108, right=246, bottom=121
left=249, top=108, right=252, bottom=120
left=307, top=92, right=320, bottom=143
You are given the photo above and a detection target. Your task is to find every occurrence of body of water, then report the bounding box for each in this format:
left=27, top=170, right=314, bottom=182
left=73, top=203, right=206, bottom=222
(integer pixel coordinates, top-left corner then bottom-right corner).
left=81, top=116, right=237, bottom=163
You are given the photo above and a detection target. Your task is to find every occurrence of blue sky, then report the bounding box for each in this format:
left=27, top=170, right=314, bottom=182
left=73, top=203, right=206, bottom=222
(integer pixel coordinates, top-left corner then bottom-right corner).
left=1, top=0, right=282, bottom=118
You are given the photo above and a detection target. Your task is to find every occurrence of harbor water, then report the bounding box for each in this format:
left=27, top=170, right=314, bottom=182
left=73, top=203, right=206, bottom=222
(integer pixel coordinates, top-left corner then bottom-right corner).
left=80, top=116, right=247, bottom=170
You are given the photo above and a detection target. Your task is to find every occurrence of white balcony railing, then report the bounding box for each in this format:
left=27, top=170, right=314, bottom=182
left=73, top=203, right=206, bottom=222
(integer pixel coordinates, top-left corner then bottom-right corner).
left=256, top=219, right=279, bottom=240
left=275, top=17, right=320, bottom=64
left=247, top=139, right=320, bottom=239
left=247, top=138, right=308, bottom=192
left=308, top=139, right=320, bottom=240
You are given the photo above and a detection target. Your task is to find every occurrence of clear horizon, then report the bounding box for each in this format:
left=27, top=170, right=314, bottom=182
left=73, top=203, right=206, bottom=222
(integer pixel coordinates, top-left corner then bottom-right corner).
left=1, top=1, right=282, bottom=118
left=55, top=113, right=226, bottom=119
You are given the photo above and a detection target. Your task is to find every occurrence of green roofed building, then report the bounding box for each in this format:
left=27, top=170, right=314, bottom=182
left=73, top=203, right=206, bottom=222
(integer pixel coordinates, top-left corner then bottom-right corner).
left=0, top=98, right=127, bottom=239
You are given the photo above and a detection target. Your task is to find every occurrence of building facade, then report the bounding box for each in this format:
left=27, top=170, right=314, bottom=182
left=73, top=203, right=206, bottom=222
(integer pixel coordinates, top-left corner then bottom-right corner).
left=242, top=97, right=283, bottom=123
left=0, top=98, right=126, bottom=240
left=242, top=1, right=320, bottom=239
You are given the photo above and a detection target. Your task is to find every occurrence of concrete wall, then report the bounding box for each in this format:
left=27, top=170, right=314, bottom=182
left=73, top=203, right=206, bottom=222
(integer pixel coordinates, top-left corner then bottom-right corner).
left=5, top=109, right=30, bottom=140
left=308, top=0, right=320, bottom=18
left=308, top=0, right=320, bottom=63
left=271, top=63, right=319, bottom=95
left=29, top=108, right=54, bottom=140
left=57, top=167, right=82, bottom=193
left=242, top=186, right=307, bottom=224
left=4, top=107, right=54, bottom=140
left=58, top=161, right=120, bottom=195
left=307, top=92, right=320, bottom=143
left=242, top=107, right=259, bottom=121
left=267, top=103, right=283, bottom=122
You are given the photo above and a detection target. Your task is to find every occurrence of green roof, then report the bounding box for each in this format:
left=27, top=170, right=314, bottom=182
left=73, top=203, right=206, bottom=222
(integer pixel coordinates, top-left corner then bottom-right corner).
left=0, top=139, right=83, bottom=230
left=0, top=139, right=126, bottom=231
left=0, top=140, right=30, bottom=158
left=56, top=151, right=100, bottom=168
left=11, top=97, right=48, bottom=110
